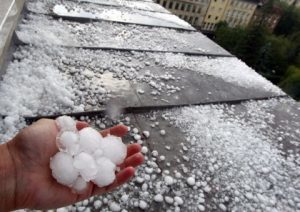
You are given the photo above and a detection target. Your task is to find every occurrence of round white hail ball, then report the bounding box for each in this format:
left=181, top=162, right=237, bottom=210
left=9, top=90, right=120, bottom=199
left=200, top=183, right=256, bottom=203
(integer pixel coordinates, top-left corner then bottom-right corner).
left=93, top=157, right=116, bottom=187
left=100, top=136, right=127, bottom=165
left=78, top=127, right=102, bottom=154
left=73, top=152, right=98, bottom=181
left=73, top=176, right=88, bottom=193
left=56, top=116, right=77, bottom=131
left=57, top=131, right=79, bottom=155
left=50, top=152, right=79, bottom=186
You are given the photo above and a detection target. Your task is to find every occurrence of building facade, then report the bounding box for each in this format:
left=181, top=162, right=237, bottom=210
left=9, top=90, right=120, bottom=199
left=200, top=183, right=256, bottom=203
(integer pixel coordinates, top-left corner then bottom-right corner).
left=221, top=0, right=258, bottom=28
left=250, top=5, right=283, bottom=32
left=157, top=0, right=258, bottom=32
left=202, top=0, right=258, bottom=31
left=202, top=0, right=230, bottom=31
left=155, top=0, right=210, bottom=29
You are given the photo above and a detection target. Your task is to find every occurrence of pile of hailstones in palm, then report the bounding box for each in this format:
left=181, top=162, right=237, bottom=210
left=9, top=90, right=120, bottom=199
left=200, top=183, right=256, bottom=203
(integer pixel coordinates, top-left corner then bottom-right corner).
left=51, top=116, right=127, bottom=193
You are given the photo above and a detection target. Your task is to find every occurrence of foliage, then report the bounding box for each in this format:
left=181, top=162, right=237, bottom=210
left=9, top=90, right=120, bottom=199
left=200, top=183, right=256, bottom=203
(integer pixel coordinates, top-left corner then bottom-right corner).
left=274, top=6, right=300, bottom=36
left=214, top=9, right=300, bottom=99
left=280, top=66, right=300, bottom=99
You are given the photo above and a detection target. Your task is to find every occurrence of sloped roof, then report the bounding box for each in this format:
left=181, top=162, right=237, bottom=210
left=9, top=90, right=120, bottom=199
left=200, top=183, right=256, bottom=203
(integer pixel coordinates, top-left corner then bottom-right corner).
left=0, top=0, right=299, bottom=211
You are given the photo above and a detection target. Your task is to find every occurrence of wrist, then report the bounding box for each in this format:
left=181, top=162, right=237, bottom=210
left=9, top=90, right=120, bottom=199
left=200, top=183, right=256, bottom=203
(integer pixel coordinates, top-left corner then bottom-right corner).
left=0, top=142, right=17, bottom=211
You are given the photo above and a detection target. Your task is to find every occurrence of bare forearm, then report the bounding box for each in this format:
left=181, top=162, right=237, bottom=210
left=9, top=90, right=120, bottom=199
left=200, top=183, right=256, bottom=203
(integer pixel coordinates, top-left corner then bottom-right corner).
left=0, top=143, right=16, bottom=211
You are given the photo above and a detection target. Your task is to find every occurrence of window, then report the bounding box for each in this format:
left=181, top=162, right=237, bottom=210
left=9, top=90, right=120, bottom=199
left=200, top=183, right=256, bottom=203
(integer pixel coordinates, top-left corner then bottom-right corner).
left=162, top=0, right=167, bottom=7
left=187, top=4, right=191, bottom=12
left=195, top=17, right=199, bottom=24
left=169, top=2, right=173, bottom=9
left=181, top=4, right=185, bottom=10
left=192, top=5, right=196, bottom=13
left=175, top=2, right=179, bottom=10
left=211, top=24, right=215, bottom=30
left=208, top=15, right=211, bottom=19
left=198, top=7, right=202, bottom=13
left=215, top=16, right=219, bottom=20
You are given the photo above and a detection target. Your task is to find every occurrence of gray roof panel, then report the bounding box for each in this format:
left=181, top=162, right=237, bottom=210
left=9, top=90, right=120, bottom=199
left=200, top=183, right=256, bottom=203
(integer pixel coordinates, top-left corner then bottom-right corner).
left=26, top=0, right=194, bottom=30
left=0, top=46, right=283, bottom=116
left=16, top=14, right=231, bottom=56
left=73, top=0, right=170, bottom=13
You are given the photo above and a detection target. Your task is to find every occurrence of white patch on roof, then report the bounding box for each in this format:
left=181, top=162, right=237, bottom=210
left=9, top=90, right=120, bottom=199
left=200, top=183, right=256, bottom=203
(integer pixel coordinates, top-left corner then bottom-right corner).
left=26, top=0, right=193, bottom=30
left=76, top=0, right=169, bottom=13
left=0, top=62, right=78, bottom=116
left=17, top=14, right=227, bottom=54
left=151, top=52, right=284, bottom=95
left=162, top=98, right=300, bottom=211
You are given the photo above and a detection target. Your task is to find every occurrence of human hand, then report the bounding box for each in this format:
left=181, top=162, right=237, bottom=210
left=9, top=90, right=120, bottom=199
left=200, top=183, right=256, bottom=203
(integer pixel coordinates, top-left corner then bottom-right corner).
left=0, top=118, right=144, bottom=211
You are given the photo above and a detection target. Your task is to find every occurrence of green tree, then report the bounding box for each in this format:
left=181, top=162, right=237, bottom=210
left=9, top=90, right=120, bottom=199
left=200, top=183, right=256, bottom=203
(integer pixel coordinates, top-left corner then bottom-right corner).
left=235, top=25, right=266, bottom=70
left=274, top=6, right=300, bottom=36
left=262, top=35, right=292, bottom=75
left=279, top=66, right=300, bottom=100
left=214, top=22, right=247, bottom=55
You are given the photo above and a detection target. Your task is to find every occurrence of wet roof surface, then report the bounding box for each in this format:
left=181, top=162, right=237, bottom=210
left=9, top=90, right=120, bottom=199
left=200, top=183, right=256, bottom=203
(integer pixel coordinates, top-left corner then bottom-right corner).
left=26, top=0, right=194, bottom=30
left=16, top=14, right=228, bottom=55
left=0, top=0, right=300, bottom=211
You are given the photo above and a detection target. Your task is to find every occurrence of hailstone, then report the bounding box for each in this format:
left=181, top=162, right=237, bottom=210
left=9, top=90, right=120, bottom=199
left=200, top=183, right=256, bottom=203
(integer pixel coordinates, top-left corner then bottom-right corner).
left=73, top=152, right=98, bottom=181
left=100, top=136, right=127, bottom=165
left=57, top=131, right=79, bottom=155
left=56, top=116, right=76, bottom=131
left=79, top=127, right=102, bottom=154
left=73, top=176, right=88, bottom=193
left=50, top=152, right=79, bottom=186
left=93, top=157, right=116, bottom=187
left=51, top=116, right=128, bottom=193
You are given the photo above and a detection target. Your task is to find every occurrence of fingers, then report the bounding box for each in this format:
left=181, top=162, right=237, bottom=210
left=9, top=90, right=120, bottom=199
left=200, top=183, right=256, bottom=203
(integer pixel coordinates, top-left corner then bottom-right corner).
left=120, top=153, right=144, bottom=169
left=76, top=121, right=89, bottom=130
left=127, top=144, right=142, bottom=157
left=92, top=167, right=135, bottom=196
left=100, top=125, right=128, bottom=137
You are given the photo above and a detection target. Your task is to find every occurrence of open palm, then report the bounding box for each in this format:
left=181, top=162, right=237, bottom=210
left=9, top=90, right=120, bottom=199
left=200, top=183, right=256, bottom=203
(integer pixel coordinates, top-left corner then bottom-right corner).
left=7, top=119, right=144, bottom=210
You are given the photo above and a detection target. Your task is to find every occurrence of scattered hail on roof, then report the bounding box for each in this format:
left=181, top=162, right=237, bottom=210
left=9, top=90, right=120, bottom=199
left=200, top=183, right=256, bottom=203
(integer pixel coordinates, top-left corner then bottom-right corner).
left=26, top=0, right=193, bottom=30
left=73, top=0, right=170, bottom=13
left=17, top=14, right=228, bottom=54
left=0, top=45, right=283, bottom=118
left=0, top=0, right=299, bottom=211
left=11, top=98, right=296, bottom=211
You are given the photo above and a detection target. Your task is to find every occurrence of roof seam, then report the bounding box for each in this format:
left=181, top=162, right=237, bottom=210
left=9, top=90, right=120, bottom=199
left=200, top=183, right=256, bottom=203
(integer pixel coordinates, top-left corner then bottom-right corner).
left=14, top=42, right=234, bottom=58
left=14, top=95, right=290, bottom=123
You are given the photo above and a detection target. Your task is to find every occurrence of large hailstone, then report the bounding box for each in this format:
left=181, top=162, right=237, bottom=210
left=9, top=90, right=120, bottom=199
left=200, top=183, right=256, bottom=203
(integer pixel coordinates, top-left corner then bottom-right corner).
left=73, top=176, right=88, bottom=193
left=73, top=152, right=98, bottom=181
left=56, top=116, right=77, bottom=131
left=52, top=116, right=128, bottom=193
left=100, top=136, right=127, bottom=165
left=93, top=157, right=116, bottom=187
left=57, top=131, right=80, bottom=155
left=79, top=127, right=102, bottom=154
left=50, top=152, right=79, bottom=186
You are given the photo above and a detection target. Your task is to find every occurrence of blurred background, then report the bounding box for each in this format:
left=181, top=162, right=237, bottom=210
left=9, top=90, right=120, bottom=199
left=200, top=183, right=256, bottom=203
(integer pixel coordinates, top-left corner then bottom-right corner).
left=157, top=0, right=300, bottom=100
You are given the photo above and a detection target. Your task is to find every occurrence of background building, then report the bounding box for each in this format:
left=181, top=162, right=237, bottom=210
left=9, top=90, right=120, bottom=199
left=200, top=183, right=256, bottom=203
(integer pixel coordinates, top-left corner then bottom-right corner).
left=158, top=0, right=258, bottom=32
left=202, top=0, right=230, bottom=31
left=222, top=0, right=258, bottom=28
left=155, top=0, right=210, bottom=29
left=250, top=4, right=283, bottom=32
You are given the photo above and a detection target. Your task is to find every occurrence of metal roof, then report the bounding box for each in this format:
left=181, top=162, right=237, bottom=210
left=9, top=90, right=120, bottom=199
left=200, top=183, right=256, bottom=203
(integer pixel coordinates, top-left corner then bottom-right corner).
left=0, top=0, right=299, bottom=211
